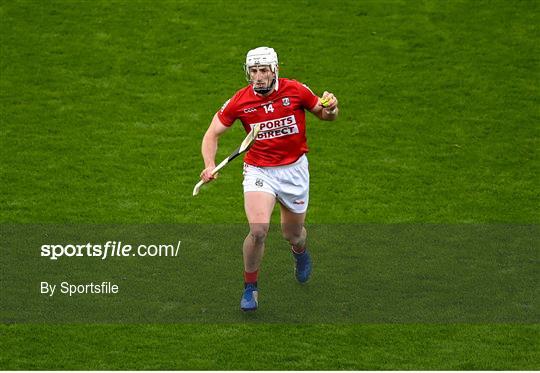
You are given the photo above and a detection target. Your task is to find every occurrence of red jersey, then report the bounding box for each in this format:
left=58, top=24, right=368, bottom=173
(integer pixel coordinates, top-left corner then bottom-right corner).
left=217, top=78, right=319, bottom=167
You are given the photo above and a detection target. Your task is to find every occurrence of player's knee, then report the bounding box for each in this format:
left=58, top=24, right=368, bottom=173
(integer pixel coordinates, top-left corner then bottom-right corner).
left=282, top=229, right=303, bottom=246
left=250, top=225, right=269, bottom=245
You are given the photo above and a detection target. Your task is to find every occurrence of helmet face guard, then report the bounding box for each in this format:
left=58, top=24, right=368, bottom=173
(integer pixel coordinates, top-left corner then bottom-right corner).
left=244, top=47, right=279, bottom=94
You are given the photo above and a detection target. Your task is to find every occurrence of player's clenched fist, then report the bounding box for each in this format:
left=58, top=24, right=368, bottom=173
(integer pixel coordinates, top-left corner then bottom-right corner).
left=200, top=166, right=218, bottom=183
left=320, top=91, right=338, bottom=112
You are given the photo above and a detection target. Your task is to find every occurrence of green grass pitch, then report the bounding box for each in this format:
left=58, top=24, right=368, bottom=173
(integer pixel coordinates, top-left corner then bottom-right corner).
left=1, top=0, right=538, bottom=369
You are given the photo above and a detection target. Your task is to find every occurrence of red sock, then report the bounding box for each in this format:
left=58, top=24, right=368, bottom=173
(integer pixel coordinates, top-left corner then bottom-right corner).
left=244, top=269, right=258, bottom=284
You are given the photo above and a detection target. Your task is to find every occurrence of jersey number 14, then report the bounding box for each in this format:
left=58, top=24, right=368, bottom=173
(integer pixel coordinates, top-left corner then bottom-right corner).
left=263, top=104, right=274, bottom=113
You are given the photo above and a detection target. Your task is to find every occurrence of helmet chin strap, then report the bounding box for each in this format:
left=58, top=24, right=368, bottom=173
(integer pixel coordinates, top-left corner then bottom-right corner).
left=253, top=77, right=276, bottom=95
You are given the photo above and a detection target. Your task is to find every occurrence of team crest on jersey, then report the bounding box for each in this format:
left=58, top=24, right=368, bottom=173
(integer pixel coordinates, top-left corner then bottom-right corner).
left=282, top=97, right=290, bottom=106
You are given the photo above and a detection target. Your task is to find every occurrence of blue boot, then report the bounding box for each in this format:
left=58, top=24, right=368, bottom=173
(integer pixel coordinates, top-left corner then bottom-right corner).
left=293, top=249, right=312, bottom=283
left=240, top=283, right=258, bottom=311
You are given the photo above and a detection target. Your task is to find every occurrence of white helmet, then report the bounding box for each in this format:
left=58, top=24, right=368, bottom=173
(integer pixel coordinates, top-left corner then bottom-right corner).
left=244, top=46, right=279, bottom=94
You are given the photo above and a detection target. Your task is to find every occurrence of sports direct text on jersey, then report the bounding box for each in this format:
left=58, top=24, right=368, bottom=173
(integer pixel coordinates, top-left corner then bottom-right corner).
left=250, top=115, right=299, bottom=140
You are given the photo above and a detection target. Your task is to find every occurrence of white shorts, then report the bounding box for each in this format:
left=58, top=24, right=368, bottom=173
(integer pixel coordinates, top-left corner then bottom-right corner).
left=243, top=155, right=310, bottom=214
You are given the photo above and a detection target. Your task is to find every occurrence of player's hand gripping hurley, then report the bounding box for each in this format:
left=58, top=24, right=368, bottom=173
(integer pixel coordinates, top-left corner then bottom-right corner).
left=193, top=124, right=261, bottom=196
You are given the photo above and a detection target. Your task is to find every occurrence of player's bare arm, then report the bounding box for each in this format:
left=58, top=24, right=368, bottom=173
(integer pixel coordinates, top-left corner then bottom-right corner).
left=200, top=113, right=230, bottom=183
left=310, top=91, right=339, bottom=121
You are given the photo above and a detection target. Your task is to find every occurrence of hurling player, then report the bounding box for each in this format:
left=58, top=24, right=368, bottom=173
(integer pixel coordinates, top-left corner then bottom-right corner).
left=198, top=47, right=339, bottom=311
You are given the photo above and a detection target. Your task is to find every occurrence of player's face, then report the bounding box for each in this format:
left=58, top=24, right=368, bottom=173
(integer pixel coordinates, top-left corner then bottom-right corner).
left=248, top=65, right=274, bottom=91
